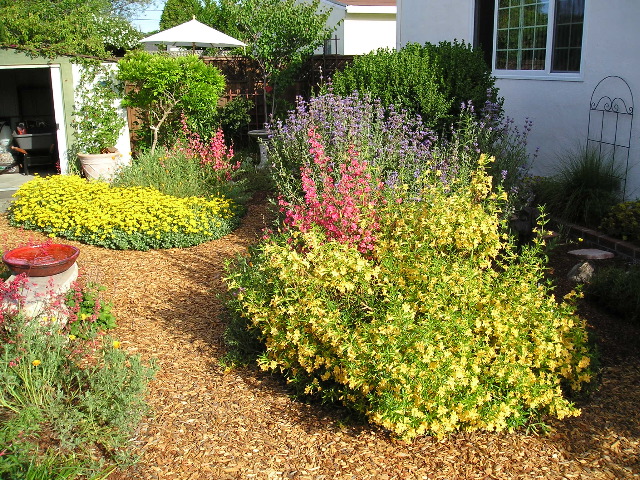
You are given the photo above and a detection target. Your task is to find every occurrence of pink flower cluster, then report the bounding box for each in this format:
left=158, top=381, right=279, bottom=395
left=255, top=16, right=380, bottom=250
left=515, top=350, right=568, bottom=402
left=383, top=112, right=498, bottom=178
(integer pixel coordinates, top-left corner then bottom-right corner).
left=179, top=115, right=240, bottom=181
left=280, top=127, right=383, bottom=254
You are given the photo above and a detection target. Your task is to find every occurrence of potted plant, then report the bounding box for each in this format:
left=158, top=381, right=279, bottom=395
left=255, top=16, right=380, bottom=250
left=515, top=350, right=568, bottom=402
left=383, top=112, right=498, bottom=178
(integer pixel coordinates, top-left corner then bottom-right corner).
left=72, top=64, right=127, bottom=181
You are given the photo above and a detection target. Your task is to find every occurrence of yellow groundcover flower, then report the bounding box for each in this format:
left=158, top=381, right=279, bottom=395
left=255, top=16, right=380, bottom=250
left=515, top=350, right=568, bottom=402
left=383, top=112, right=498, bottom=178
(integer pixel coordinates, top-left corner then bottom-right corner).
left=9, top=175, right=237, bottom=249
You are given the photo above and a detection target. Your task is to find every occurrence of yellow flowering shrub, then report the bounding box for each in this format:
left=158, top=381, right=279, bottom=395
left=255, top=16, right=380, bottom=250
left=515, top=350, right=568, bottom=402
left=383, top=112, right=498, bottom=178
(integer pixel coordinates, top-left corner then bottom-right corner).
left=225, top=165, right=593, bottom=440
left=8, top=175, right=239, bottom=250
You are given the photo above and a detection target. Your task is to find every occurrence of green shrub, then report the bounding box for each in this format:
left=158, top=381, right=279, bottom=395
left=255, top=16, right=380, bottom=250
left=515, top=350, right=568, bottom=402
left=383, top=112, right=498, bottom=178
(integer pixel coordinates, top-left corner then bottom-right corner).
left=8, top=175, right=240, bottom=250
left=225, top=164, right=593, bottom=439
left=329, top=41, right=498, bottom=131
left=587, top=265, right=640, bottom=324
left=535, top=146, right=623, bottom=227
left=600, top=200, right=640, bottom=245
left=218, top=96, right=253, bottom=147
left=117, top=51, right=226, bottom=154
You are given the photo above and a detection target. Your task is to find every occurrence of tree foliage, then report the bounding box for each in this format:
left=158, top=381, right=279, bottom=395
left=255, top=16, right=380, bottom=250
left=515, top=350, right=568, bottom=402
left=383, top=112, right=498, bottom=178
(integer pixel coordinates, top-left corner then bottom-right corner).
left=117, top=51, right=226, bottom=153
left=0, top=0, right=142, bottom=58
left=112, top=0, right=155, bottom=19
left=201, top=0, right=334, bottom=120
left=160, top=0, right=203, bottom=30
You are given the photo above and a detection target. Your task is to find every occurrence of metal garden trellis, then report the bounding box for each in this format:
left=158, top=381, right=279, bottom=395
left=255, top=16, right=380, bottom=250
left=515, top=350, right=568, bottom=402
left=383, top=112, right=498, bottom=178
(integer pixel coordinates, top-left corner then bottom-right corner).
left=587, top=75, right=634, bottom=199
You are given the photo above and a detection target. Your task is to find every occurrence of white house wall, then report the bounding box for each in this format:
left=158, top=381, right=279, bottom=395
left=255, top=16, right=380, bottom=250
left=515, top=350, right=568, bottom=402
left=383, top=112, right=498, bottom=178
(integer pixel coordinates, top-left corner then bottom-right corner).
left=397, top=0, right=474, bottom=48
left=323, top=4, right=347, bottom=54
left=343, top=13, right=396, bottom=55
left=398, top=0, right=640, bottom=199
left=314, top=0, right=396, bottom=55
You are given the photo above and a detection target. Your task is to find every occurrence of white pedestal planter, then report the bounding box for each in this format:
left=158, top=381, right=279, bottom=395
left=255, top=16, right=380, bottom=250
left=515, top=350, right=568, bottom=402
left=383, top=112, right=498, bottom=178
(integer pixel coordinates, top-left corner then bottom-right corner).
left=4, top=262, right=79, bottom=326
left=248, top=129, right=270, bottom=169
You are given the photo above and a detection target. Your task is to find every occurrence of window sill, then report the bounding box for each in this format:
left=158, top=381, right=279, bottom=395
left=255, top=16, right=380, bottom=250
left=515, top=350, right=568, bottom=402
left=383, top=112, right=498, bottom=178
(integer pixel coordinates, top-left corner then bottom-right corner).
left=493, top=72, right=584, bottom=82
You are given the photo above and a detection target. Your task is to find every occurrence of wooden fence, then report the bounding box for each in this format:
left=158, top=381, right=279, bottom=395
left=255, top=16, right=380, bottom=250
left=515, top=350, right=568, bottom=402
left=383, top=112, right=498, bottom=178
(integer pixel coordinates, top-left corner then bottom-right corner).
left=202, top=54, right=355, bottom=130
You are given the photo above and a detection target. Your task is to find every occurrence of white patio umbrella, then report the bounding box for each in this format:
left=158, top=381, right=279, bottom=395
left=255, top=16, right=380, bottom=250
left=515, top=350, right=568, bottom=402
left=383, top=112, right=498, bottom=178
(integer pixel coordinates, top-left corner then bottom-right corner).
left=140, top=18, right=246, bottom=52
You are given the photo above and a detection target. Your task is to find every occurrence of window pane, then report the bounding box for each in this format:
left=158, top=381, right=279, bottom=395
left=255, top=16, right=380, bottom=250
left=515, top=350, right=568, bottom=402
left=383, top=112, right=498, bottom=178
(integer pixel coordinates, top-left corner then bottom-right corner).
left=566, top=48, right=581, bottom=71
left=534, top=25, right=546, bottom=48
left=509, top=6, right=521, bottom=28
left=553, top=48, right=568, bottom=71
left=552, top=0, right=584, bottom=72
left=507, top=29, right=519, bottom=50
left=496, top=51, right=508, bottom=69
left=570, top=23, right=583, bottom=47
left=495, top=0, right=549, bottom=70
left=521, top=49, right=534, bottom=69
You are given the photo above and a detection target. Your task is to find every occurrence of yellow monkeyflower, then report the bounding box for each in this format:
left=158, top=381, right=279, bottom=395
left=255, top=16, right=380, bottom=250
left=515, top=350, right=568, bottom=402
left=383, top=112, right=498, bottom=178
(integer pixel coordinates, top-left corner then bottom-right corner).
left=32, top=360, right=41, bottom=366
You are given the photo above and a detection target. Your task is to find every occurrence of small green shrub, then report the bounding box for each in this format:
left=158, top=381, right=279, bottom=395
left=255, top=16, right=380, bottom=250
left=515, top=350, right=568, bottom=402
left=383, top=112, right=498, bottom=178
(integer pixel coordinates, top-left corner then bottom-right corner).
left=225, top=163, right=593, bottom=439
left=535, top=146, right=623, bottom=227
left=8, top=175, right=240, bottom=250
left=329, top=41, right=498, bottom=131
left=587, top=265, right=640, bottom=324
left=600, top=200, right=640, bottom=245
left=65, top=282, right=116, bottom=339
left=218, top=96, right=253, bottom=146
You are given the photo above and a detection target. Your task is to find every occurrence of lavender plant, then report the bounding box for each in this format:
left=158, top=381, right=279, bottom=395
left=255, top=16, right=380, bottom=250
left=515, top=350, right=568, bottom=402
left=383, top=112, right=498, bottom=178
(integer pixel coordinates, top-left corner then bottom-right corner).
left=266, top=91, right=441, bottom=204
left=432, top=95, right=536, bottom=211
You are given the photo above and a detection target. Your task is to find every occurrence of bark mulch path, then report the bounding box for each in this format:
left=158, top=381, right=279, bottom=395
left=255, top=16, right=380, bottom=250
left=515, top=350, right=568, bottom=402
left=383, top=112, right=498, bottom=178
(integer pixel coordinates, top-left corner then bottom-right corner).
left=1, top=196, right=639, bottom=480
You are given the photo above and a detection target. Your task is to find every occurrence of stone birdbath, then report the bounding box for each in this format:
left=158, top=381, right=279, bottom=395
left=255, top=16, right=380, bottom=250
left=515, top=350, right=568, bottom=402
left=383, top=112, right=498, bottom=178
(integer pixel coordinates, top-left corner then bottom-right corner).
left=2, top=244, right=80, bottom=322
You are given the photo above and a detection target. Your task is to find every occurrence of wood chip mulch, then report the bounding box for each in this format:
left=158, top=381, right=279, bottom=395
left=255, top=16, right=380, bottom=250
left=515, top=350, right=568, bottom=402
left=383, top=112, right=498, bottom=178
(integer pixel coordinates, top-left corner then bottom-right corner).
left=1, top=195, right=638, bottom=480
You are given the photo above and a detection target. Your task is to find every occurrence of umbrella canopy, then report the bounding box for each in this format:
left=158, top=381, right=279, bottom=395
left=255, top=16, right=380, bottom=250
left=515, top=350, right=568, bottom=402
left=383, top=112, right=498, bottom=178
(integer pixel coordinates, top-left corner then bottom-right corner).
left=140, top=19, right=246, bottom=50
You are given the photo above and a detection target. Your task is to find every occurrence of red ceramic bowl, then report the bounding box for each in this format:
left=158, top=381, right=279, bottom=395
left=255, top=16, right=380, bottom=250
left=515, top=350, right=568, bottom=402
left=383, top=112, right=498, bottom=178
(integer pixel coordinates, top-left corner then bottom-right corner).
left=2, top=244, right=80, bottom=277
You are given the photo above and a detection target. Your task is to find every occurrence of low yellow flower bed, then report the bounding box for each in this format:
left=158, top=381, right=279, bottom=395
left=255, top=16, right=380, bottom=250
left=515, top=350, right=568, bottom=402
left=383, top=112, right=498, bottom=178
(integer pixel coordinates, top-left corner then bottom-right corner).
left=8, top=175, right=239, bottom=250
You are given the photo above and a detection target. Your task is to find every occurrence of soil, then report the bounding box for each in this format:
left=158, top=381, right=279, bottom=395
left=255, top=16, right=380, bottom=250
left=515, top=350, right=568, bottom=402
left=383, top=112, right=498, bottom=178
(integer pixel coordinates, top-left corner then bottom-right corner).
left=1, top=193, right=638, bottom=480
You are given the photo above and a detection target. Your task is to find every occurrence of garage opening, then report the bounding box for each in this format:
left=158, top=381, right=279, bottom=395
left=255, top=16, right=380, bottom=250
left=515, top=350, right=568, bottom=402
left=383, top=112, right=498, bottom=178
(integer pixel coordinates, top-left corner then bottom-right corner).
left=0, top=67, right=60, bottom=176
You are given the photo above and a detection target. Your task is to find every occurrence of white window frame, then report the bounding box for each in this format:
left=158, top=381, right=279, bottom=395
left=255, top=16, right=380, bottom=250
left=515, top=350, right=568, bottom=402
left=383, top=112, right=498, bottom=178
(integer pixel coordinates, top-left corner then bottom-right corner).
left=491, top=0, right=586, bottom=81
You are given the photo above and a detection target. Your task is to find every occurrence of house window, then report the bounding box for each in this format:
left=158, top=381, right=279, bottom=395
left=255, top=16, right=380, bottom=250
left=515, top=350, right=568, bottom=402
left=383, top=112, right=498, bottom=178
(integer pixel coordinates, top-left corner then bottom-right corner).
left=480, top=0, right=585, bottom=75
left=551, top=0, right=584, bottom=72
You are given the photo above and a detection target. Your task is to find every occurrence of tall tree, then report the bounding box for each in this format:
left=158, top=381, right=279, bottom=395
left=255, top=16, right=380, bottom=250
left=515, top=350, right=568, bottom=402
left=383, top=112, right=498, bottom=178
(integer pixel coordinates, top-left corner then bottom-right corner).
left=160, top=0, right=203, bottom=30
left=201, top=0, right=334, bottom=121
left=111, top=0, right=154, bottom=19
left=0, top=0, right=142, bottom=58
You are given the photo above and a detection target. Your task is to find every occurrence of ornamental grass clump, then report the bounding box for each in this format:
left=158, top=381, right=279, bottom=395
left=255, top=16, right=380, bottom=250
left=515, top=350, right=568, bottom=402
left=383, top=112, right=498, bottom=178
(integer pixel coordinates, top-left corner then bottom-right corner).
left=8, top=175, right=239, bottom=250
left=225, top=156, right=594, bottom=440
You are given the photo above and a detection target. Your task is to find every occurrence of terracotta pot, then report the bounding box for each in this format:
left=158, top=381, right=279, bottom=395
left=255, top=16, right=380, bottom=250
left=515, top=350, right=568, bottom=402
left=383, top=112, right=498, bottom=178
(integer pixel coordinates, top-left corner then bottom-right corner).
left=78, top=152, right=122, bottom=181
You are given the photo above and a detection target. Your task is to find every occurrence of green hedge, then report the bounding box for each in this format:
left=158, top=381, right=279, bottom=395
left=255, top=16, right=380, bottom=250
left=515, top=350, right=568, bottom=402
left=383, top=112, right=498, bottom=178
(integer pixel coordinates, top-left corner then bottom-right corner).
left=329, top=41, right=498, bottom=131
